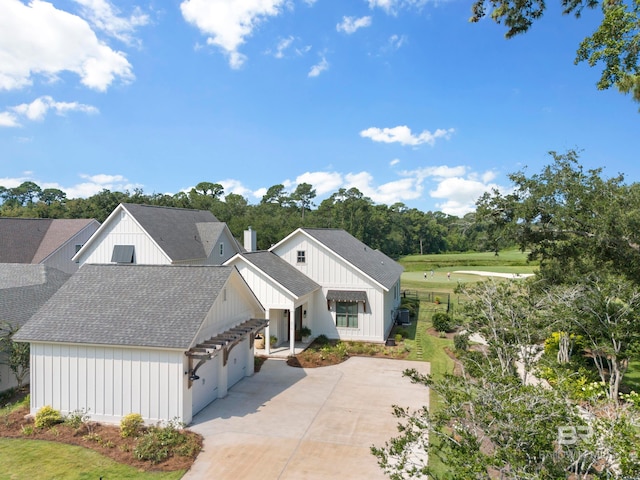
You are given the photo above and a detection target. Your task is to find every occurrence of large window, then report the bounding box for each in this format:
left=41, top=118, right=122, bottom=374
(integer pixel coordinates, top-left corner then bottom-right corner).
left=336, top=302, right=358, bottom=328
left=297, top=250, right=306, bottom=263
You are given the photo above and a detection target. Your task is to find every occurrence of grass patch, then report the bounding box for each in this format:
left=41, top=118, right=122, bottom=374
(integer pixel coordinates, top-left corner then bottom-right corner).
left=400, top=249, right=536, bottom=272
left=0, top=438, right=184, bottom=480
left=623, top=360, right=640, bottom=393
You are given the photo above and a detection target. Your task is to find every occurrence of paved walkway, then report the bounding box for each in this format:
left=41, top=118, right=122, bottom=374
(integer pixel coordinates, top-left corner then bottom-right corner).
left=183, top=356, right=430, bottom=480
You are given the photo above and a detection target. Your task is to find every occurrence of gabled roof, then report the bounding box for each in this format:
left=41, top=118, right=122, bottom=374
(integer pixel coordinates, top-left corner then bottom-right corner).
left=272, top=228, right=404, bottom=290
left=228, top=251, right=320, bottom=298
left=0, top=264, right=71, bottom=329
left=122, top=203, right=222, bottom=262
left=14, top=264, right=242, bottom=350
left=0, top=218, right=98, bottom=264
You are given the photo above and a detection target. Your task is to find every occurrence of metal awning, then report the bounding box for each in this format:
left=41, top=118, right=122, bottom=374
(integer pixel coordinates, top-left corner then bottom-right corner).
left=326, top=290, right=368, bottom=303
left=184, top=317, right=268, bottom=388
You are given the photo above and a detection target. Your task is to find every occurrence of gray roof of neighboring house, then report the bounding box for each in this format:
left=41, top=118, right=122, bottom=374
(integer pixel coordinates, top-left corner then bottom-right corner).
left=0, top=264, right=72, bottom=329
left=301, top=228, right=404, bottom=290
left=14, top=264, right=235, bottom=349
left=122, top=203, right=230, bottom=262
left=238, top=251, right=320, bottom=298
left=0, top=218, right=97, bottom=264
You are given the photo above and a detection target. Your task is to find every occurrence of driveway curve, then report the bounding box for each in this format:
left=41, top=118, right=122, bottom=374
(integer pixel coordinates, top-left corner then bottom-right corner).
left=183, top=356, right=430, bottom=480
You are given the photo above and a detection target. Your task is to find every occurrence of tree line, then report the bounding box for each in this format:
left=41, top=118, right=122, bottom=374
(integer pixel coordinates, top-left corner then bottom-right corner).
left=0, top=180, right=499, bottom=257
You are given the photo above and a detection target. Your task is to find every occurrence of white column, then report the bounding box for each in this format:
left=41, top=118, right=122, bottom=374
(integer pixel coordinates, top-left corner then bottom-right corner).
left=290, top=303, right=296, bottom=355
left=265, top=310, right=271, bottom=355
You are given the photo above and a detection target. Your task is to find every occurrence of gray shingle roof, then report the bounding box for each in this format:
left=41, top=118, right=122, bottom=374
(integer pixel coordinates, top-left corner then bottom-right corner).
left=301, top=228, right=404, bottom=290
left=122, top=204, right=221, bottom=262
left=0, top=218, right=97, bottom=264
left=14, top=264, right=235, bottom=349
left=0, top=264, right=71, bottom=329
left=239, top=251, right=320, bottom=298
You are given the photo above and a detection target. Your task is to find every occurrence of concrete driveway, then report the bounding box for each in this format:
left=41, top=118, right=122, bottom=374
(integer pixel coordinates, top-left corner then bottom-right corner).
left=183, top=356, right=430, bottom=480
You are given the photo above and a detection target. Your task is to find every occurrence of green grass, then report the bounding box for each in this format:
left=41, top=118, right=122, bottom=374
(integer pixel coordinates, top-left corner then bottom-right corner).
left=623, top=360, right=640, bottom=393
left=400, top=249, right=538, bottom=272
left=0, top=438, right=185, bottom=480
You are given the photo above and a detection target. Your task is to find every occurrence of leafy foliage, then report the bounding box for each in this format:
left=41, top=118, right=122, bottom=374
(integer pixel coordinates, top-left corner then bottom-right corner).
left=470, top=0, right=640, bottom=103
left=430, top=312, right=452, bottom=333
left=120, top=413, right=144, bottom=438
left=34, top=406, right=62, bottom=429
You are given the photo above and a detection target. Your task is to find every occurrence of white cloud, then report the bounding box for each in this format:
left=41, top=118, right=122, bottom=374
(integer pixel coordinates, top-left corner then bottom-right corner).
left=368, top=0, right=429, bottom=15
left=9, top=96, right=98, bottom=123
left=344, top=171, right=423, bottom=204
left=180, top=0, right=286, bottom=69
left=0, top=173, right=141, bottom=199
left=388, top=34, right=407, bottom=50
left=308, top=56, right=329, bottom=77
left=0, top=112, right=20, bottom=128
left=73, top=0, right=149, bottom=45
left=390, top=158, right=400, bottom=166
left=336, top=16, right=372, bottom=34
left=429, top=177, right=498, bottom=217
left=360, top=125, right=455, bottom=146
left=0, top=0, right=134, bottom=91
left=271, top=36, right=294, bottom=58
left=293, top=171, right=343, bottom=195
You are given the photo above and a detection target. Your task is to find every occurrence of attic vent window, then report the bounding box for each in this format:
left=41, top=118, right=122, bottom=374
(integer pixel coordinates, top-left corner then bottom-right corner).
left=297, top=250, right=306, bottom=264
left=219, top=243, right=224, bottom=256
left=111, top=245, right=135, bottom=264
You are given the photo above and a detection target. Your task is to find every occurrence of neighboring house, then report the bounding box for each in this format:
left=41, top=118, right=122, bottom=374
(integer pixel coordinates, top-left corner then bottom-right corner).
left=225, top=248, right=321, bottom=355
left=14, top=264, right=266, bottom=425
left=73, top=203, right=241, bottom=266
left=0, top=218, right=100, bottom=274
left=0, top=264, right=71, bottom=392
left=269, top=228, right=404, bottom=346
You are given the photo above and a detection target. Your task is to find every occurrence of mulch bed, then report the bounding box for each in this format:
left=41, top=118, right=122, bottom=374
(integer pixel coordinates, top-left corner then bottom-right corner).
left=0, top=394, right=201, bottom=472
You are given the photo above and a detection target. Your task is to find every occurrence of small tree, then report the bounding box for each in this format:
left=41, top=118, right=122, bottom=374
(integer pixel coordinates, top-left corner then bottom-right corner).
left=0, top=322, right=30, bottom=389
left=431, top=312, right=452, bottom=333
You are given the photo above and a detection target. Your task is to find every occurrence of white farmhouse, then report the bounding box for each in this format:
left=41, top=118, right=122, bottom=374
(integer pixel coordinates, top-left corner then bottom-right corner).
left=73, top=203, right=241, bottom=266
left=14, top=264, right=266, bottom=425
left=267, top=228, right=404, bottom=346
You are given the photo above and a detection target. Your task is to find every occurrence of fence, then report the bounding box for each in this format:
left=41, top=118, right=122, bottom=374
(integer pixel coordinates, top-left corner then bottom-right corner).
left=401, top=290, right=453, bottom=314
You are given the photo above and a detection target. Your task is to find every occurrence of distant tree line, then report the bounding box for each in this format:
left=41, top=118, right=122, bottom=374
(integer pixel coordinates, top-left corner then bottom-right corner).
left=0, top=180, right=503, bottom=257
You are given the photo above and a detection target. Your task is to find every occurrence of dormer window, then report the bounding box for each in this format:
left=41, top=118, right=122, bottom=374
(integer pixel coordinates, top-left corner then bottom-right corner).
left=111, top=245, right=135, bottom=263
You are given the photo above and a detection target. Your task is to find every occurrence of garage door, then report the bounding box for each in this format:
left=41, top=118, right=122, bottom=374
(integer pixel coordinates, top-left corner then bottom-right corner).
left=192, top=355, right=219, bottom=416
left=227, top=337, right=249, bottom=388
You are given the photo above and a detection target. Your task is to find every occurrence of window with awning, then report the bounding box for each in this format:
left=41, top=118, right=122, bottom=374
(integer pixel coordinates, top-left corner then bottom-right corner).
left=111, top=245, right=135, bottom=263
left=327, top=290, right=367, bottom=328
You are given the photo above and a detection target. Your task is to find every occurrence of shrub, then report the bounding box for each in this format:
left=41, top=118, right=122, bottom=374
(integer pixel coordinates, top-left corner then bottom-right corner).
left=65, top=408, right=90, bottom=429
left=453, top=332, right=469, bottom=352
left=432, top=312, right=452, bottom=333
left=314, top=334, right=330, bottom=345
left=34, top=405, right=62, bottom=429
left=133, top=418, right=189, bottom=464
left=395, top=333, right=403, bottom=344
left=395, top=328, right=409, bottom=338
left=120, top=413, right=144, bottom=438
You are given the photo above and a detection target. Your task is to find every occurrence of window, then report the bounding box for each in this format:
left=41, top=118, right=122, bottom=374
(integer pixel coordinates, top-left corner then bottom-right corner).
left=219, top=243, right=224, bottom=256
left=336, top=302, right=358, bottom=328
left=75, top=244, right=82, bottom=253
left=111, top=245, right=135, bottom=263
left=297, top=250, right=306, bottom=263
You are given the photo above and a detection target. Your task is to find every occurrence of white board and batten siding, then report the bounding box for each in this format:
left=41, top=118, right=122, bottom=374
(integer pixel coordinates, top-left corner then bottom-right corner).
left=76, top=210, right=171, bottom=266
left=273, top=236, right=391, bottom=343
left=29, top=343, right=188, bottom=424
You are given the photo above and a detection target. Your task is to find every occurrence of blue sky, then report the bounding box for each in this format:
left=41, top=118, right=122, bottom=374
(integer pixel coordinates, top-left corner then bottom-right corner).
left=0, top=0, right=637, bottom=216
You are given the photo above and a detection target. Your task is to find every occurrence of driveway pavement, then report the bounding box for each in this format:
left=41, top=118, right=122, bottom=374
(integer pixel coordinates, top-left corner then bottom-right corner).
left=183, top=356, right=430, bottom=480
